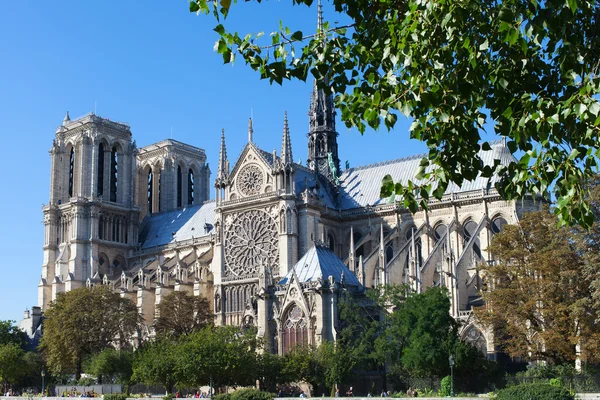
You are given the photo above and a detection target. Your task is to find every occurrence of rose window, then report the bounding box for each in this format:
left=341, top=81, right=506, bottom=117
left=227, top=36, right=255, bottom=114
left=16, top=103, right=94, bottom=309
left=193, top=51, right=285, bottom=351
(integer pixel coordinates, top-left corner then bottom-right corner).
left=237, top=164, right=264, bottom=196
left=224, top=209, right=278, bottom=277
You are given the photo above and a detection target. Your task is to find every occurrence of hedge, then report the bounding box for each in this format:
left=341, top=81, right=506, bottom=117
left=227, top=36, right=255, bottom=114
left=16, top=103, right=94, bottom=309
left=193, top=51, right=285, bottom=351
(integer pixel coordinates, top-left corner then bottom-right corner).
left=495, top=383, right=574, bottom=400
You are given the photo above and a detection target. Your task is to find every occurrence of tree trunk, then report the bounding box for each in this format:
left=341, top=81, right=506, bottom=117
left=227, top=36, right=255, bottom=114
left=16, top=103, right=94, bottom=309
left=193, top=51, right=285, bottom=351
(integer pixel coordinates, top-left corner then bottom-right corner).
left=76, top=358, right=83, bottom=381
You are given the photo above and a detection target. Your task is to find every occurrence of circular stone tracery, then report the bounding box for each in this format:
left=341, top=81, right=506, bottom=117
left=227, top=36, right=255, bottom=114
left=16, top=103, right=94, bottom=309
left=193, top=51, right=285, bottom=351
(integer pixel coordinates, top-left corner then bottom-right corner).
left=237, top=164, right=264, bottom=196
left=224, top=209, right=279, bottom=277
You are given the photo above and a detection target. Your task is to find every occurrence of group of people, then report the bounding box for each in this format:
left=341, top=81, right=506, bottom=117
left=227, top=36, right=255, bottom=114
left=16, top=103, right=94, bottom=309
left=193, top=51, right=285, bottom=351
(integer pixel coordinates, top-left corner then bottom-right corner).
left=175, top=391, right=210, bottom=398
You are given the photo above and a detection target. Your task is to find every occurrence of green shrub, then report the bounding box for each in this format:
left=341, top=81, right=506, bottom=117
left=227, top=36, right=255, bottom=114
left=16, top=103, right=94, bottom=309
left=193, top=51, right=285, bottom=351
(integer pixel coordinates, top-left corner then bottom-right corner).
left=104, top=394, right=129, bottom=400
left=495, top=383, right=574, bottom=400
left=230, top=389, right=274, bottom=400
left=162, top=396, right=173, bottom=400
left=439, top=376, right=451, bottom=397
left=550, top=377, right=562, bottom=387
left=213, top=393, right=231, bottom=400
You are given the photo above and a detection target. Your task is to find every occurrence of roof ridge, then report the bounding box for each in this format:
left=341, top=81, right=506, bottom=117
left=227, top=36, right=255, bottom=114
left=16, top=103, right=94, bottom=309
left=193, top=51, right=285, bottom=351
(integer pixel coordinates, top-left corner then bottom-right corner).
left=344, top=153, right=425, bottom=173
left=341, top=139, right=508, bottom=175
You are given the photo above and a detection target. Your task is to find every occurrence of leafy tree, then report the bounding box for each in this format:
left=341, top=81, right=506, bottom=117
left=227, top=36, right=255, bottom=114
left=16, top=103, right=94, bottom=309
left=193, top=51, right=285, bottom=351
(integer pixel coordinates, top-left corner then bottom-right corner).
left=337, top=289, right=387, bottom=388
left=177, top=326, right=259, bottom=389
left=154, top=291, right=212, bottom=338
left=317, top=341, right=356, bottom=395
left=132, top=339, right=181, bottom=394
left=386, top=287, right=457, bottom=379
left=476, top=207, right=600, bottom=364
left=190, top=0, right=600, bottom=227
left=17, top=351, right=45, bottom=392
left=0, top=343, right=25, bottom=392
left=86, top=348, right=134, bottom=386
left=40, top=286, right=141, bottom=379
left=256, top=351, right=285, bottom=392
left=282, top=345, right=325, bottom=393
left=0, top=320, right=28, bottom=350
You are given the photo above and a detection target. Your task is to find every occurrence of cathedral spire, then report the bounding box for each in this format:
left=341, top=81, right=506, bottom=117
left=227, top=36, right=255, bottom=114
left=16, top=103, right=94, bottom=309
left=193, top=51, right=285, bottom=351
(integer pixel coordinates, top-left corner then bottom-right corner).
left=63, top=111, right=70, bottom=125
left=216, top=129, right=229, bottom=185
left=248, top=118, right=254, bottom=143
left=307, top=0, right=340, bottom=181
left=317, top=0, right=324, bottom=36
left=281, top=111, right=293, bottom=166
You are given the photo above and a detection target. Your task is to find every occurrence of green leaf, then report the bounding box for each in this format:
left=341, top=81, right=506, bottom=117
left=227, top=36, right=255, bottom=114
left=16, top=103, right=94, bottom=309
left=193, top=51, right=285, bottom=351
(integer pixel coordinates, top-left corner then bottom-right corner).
left=574, top=103, right=587, bottom=117
left=291, top=30, right=303, bottom=41
left=189, top=1, right=200, bottom=12
left=479, top=40, right=489, bottom=51
left=380, top=174, right=395, bottom=197
left=220, top=0, right=231, bottom=12
left=589, top=101, right=600, bottom=117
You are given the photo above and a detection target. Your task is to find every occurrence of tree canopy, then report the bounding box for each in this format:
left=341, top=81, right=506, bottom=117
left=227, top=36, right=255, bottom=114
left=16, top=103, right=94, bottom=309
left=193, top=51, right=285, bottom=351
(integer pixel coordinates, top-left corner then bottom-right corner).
left=477, top=206, right=600, bottom=365
left=154, top=291, right=212, bottom=338
left=189, top=0, right=600, bottom=227
left=40, top=286, right=141, bottom=379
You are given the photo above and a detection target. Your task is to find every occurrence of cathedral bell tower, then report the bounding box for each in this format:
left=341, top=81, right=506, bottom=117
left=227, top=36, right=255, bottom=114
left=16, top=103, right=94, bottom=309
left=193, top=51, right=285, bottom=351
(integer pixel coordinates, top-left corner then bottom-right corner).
left=306, top=0, right=340, bottom=181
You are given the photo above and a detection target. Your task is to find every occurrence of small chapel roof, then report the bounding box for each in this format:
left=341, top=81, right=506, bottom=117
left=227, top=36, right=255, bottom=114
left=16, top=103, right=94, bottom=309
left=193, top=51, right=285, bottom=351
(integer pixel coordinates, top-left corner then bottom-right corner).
left=337, top=139, right=516, bottom=209
left=138, top=201, right=216, bottom=249
left=279, top=244, right=361, bottom=287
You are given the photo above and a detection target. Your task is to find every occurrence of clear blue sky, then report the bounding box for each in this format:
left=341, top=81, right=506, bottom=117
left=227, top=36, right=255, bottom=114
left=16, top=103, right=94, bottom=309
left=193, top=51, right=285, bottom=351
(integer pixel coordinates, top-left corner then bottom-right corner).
left=0, top=1, right=488, bottom=322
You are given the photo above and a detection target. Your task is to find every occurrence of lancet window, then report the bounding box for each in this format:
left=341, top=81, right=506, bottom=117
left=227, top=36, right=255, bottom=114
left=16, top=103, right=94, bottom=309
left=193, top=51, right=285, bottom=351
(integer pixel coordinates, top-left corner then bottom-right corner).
left=177, top=165, right=183, bottom=208
left=282, top=305, right=309, bottom=354
left=188, top=168, right=194, bottom=205
left=110, top=147, right=118, bottom=202
left=147, top=169, right=153, bottom=214
left=97, top=143, right=105, bottom=196
left=68, top=147, right=75, bottom=198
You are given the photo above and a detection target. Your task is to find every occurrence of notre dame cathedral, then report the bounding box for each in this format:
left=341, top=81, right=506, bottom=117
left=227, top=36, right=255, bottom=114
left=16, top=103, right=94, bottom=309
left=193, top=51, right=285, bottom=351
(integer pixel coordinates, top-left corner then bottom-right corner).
left=37, top=69, right=540, bottom=357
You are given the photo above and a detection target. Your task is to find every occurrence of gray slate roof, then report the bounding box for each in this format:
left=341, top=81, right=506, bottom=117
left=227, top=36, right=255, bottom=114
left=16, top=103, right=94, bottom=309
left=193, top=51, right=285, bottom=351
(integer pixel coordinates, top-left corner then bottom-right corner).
left=279, top=245, right=361, bottom=286
left=338, top=140, right=516, bottom=209
left=138, top=201, right=216, bottom=249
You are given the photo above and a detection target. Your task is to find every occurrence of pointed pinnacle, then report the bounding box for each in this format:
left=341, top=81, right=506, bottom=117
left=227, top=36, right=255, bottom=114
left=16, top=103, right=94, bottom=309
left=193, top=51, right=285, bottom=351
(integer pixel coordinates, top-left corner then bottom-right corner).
left=248, top=118, right=254, bottom=143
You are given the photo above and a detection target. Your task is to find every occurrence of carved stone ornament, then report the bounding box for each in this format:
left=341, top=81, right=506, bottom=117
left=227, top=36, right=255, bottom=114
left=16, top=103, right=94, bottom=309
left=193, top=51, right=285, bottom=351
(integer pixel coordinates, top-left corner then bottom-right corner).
left=237, top=164, right=264, bottom=196
left=224, top=209, right=279, bottom=277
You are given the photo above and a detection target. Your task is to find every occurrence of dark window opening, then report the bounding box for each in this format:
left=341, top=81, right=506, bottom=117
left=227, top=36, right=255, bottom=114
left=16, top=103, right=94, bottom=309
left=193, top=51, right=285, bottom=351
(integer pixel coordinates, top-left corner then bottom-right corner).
left=110, top=147, right=118, bottom=202
left=177, top=165, right=183, bottom=208
left=434, top=224, right=446, bottom=244
left=464, top=220, right=481, bottom=258
left=188, top=169, right=194, bottom=205
left=97, top=143, right=105, bottom=196
left=68, top=147, right=75, bottom=198
left=386, top=245, right=394, bottom=264
left=147, top=170, right=153, bottom=214
left=491, top=217, right=508, bottom=235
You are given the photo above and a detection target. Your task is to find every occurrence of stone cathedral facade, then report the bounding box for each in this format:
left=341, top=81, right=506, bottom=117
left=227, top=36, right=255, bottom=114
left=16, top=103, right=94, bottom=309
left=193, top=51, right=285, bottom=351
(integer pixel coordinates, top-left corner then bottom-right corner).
left=38, top=78, right=539, bottom=357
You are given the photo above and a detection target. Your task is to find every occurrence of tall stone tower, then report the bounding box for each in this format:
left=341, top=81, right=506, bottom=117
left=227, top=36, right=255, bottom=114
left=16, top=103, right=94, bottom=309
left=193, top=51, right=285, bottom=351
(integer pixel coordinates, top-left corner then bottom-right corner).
left=306, top=0, right=340, bottom=180
left=136, top=139, right=210, bottom=220
left=40, top=113, right=140, bottom=310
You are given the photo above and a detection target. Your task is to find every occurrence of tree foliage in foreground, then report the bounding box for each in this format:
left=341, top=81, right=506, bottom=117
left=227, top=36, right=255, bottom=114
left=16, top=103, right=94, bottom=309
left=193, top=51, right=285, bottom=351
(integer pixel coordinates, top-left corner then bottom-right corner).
left=476, top=206, right=600, bottom=365
left=86, top=348, right=134, bottom=386
left=190, top=0, right=600, bottom=227
left=40, top=286, right=141, bottom=379
left=132, top=339, right=181, bottom=394
left=154, top=291, right=212, bottom=338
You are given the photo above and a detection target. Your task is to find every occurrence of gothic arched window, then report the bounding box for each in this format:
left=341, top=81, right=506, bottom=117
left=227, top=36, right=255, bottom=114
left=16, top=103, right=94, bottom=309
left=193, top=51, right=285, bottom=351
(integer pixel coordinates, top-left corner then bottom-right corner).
left=282, top=305, right=309, bottom=354
left=463, top=220, right=481, bottom=258
left=434, top=223, right=446, bottom=244
left=177, top=165, right=183, bottom=208
left=147, top=168, right=153, bottom=214
left=491, top=216, right=508, bottom=235
left=328, top=233, right=335, bottom=251
left=68, top=147, right=75, bottom=198
left=188, top=168, right=195, bottom=205
left=110, top=147, right=118, bottom=202
left=97, top=143, right=105, bottom=196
